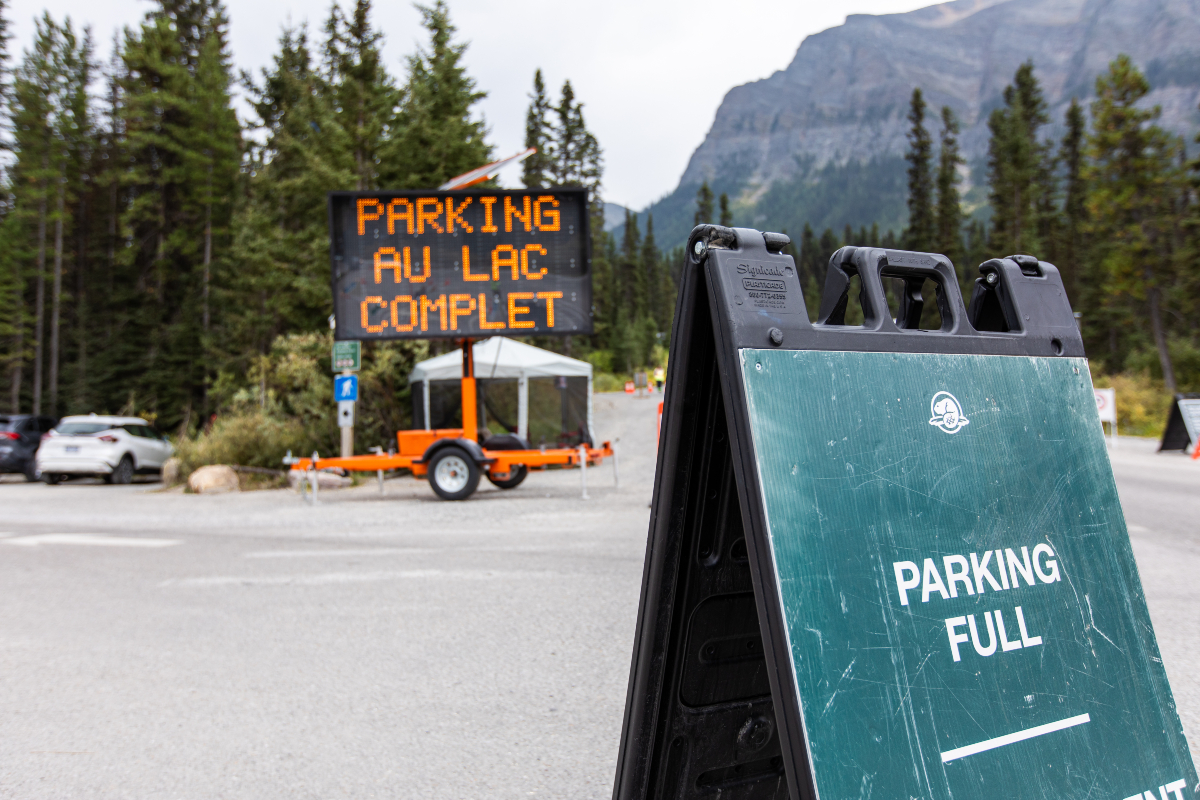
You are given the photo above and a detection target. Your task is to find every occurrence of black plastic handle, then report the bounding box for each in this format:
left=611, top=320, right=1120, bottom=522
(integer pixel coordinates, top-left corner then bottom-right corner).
left=817, top=246, right=968, bottom=333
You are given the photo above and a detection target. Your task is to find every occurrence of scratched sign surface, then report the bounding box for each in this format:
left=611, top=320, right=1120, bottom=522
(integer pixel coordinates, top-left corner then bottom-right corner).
left=328, top=189, right=591, bottom=340
left=740, top=350, right=1196, bottom=800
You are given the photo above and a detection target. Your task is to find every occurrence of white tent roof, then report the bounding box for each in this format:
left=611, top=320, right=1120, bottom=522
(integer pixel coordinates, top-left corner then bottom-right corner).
left=408, top=337, right=593, bottom=383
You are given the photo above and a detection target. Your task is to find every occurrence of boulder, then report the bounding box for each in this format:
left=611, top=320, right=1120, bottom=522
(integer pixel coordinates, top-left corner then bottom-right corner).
left=161, top=457, right=183, bottom=487
left=188, top=464, right=240, bottom=494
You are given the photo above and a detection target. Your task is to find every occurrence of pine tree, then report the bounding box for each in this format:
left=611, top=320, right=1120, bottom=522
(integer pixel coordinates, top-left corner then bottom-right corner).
left=1082, top=55, right=1185, bottom=389
left=549, top=79, right=602, bottom=201
left=694, top=181, right=713, bottom=226
left=904, top=88, right=935, bottom=252
left=114, top=0, right=240, bottom=426
left=387, top=1, right=489, bottom=189
left=1058, top=99, right=1086, bottom=304
left=521, top=69, right=553, bottom=189
left=641, top=214, right=671, bottom=332
left=987, top=61, right=1053, bottom=257
left=935, top=106, right=964, bottom=269
left=228, top=23, right=353, bottom=364
left=9, top=16, right=61, bottom=414
left=324, top=0, right=397, bottom=190
left=619, top=209, right=642, bottom=318
left=719, top=193, right=732, bottom=226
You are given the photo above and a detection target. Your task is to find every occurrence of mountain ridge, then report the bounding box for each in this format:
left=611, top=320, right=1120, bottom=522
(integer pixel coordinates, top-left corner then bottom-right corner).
left=637, top=0, right=1200, bottom=250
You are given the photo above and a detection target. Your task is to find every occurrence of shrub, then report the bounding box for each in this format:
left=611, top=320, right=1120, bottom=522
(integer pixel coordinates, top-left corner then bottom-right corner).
left=1091, top=370, right=1173, bottom=438
left=594, top=373, right=625, bottom=393
left=174, top=411, right=310, bottom=476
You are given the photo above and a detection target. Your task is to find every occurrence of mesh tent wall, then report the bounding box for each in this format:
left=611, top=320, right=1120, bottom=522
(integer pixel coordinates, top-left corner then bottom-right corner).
left=409, top=338, right=595, bottom=447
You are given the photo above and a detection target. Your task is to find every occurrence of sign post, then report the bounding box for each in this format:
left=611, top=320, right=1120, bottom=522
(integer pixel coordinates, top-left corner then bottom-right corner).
left=1095, top=387, right=1116, bottom=448
left=614, top=226, right=1196, bottom=800
left=335, top=373, right=358, bottom=457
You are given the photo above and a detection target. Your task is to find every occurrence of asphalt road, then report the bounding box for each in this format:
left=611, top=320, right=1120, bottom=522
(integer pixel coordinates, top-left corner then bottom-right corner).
left=1, top=394, right=1197, bottom=798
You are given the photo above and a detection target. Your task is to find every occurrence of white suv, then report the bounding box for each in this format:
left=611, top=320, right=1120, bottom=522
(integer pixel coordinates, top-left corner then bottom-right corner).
left=37, top=415, right=175, bottom=485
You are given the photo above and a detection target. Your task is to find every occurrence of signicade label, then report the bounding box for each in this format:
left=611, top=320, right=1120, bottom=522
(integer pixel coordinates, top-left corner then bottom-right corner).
left=740, top=350, right=1195, bottom=800
left=329, top=189, right=591, bottom=340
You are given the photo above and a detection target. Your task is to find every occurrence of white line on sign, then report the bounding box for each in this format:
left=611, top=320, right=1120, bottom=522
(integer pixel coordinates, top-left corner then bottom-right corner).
left=940, top=713, right=1091, bottom=763
left=3, top=534, right=181, bottom=548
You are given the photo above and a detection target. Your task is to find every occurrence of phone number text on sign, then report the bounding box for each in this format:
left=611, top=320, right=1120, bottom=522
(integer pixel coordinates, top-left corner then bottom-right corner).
left=328, top=189, right=592, bottom=340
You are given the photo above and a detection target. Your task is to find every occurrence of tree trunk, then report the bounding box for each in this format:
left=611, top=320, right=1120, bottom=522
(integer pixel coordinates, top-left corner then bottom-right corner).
left=203, top=198, right=212, bottom=332
left=1147, top=284, right=1176, bottom=392
left=49, top=171, right=66, bottom=415
left=76, top=190, right=88, bottom=408
left=11, top=278, right=24, bottom=413
left=33, top=173, right=48, bottom=416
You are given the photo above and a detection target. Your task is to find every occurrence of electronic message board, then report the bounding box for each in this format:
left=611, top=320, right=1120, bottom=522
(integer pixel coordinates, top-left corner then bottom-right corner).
left=328, top=189, right=591, bottom=340
left=614, top=229, right=1197, bottom=800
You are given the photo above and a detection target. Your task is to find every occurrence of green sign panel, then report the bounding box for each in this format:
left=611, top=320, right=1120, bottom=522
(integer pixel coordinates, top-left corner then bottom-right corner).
left=613, top=228, right=1196, bottom=800
left=742, top=349, right=1195, bottom=800
left=331, top=339, right=360, bottom=372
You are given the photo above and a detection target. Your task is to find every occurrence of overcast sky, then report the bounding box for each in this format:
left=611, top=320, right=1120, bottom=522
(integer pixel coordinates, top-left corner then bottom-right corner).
left=12, top=0, right=932, bottom=210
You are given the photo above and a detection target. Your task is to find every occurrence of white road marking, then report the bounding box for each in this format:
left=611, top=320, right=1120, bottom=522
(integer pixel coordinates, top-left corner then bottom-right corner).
left=242, top=543, right=594, bottom=559
left=940, top=713, right=1091, bottom=763
left=161, top=569, right=573, bottom=588
left=243, top=548, right=437, bottom=558
left=3, top=534, right=181, bottom=548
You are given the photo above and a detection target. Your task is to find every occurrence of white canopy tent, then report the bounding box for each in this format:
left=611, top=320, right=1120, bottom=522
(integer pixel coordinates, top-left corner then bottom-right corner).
left=408, top=338, right=594, bottom=444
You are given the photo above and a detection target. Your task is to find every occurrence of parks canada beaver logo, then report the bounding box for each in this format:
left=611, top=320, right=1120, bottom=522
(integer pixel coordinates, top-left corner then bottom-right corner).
left=929, top=391, right=970, bottom=434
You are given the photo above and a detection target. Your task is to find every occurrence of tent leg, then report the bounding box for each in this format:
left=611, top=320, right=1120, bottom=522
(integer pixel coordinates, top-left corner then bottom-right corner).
left=518, top=373, right=528, bottom=442
left=423, top=381, right=431, bottom=431
left=579, top=444, right=589, bottom=500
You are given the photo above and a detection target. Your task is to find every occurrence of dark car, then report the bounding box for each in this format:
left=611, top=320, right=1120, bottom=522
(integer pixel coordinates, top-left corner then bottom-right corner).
left=0, top=415, right=58, bottom=481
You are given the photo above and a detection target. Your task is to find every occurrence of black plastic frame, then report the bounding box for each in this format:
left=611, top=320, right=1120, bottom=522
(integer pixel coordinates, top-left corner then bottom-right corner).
left=612, top=226, right=1084, bottom=800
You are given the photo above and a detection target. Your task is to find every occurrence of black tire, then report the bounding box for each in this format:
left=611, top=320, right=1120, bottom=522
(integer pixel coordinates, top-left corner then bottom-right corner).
left=427, top=446, right=480, bottom=501
left=486, top=464, right=528, bottom=489
left=23, top=460, right=39, bottom=482
left=482, top=434, right=529, bottom=489
left=42, top=472, right=61, bottom=485
left=108, top=455, right=134, bottom=485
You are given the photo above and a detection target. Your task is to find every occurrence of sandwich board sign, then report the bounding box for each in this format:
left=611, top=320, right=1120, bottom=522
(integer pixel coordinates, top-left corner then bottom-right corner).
left=613, top=226, right=1196, bottom=800
left=1159, top=394, right=1200, bottom=452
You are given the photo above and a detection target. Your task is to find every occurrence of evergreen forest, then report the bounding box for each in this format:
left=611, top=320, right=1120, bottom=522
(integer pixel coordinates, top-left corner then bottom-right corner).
left=1, top=0, right=1197, bottom=463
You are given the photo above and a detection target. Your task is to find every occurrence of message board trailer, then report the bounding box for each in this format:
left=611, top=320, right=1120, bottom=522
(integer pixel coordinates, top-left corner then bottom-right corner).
left=328, top=188, right=591, bottom=340
left=613, top=226, right=1196, bottom=800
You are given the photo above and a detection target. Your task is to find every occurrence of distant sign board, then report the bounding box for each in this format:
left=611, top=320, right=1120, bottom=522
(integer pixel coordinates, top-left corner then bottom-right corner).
left=1159, top=395, right=1200, bottom=451
left=1095, top=387, right=1116, bottom=424
left=332, top=340, right=361, bottom=372
left=328, top=189, right=592, bottom=340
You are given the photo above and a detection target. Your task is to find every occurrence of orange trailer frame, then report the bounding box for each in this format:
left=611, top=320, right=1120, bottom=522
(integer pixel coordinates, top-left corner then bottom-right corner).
left=290, top=338, right=613, bottom=498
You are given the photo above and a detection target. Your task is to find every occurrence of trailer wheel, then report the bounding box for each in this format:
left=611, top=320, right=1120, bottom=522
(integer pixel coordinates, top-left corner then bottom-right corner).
left=428, top=446, right=480, bottom=501
left=486, top=464, right=528, bottom=490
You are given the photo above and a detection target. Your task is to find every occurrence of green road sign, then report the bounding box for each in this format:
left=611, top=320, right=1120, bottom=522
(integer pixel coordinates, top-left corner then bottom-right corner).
left=332, top=340, right=360, bottom=372
left=613, top=227, right=1196, bottom=800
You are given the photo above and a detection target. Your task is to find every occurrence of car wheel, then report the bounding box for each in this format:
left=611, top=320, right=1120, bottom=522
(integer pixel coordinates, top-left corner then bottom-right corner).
left=42, top=472, right=61, bottom=485
left=109, top=455, right=135, bottom=485
left=486, top=464, right=528, bottom=489
left=23, top=461, right=39, bottom=482
left=427, top=446, right=480, bottom=501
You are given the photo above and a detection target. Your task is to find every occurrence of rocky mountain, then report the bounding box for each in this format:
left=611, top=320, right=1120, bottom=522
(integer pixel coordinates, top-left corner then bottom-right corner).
left=639, top=0, right=1200, bottom=249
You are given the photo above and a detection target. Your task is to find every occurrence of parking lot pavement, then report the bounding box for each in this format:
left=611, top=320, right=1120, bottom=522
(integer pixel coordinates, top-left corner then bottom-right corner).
left=1, top=397, right=1196, bottom=797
